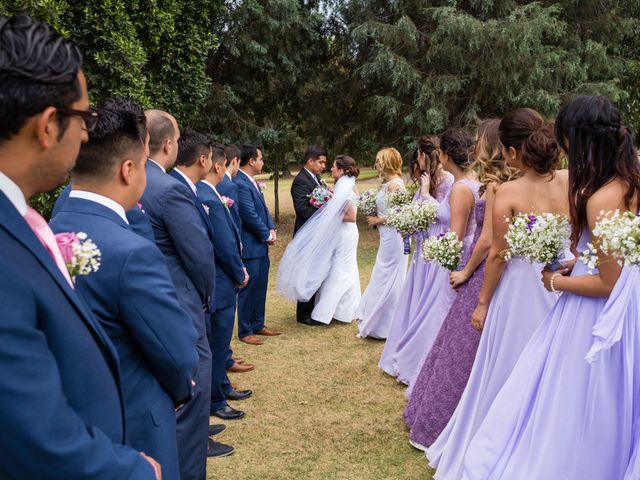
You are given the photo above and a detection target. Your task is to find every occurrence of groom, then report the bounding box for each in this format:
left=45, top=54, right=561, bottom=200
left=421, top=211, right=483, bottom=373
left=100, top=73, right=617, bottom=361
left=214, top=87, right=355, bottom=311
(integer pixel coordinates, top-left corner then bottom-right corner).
left=290, top=145, right=327, bottom=325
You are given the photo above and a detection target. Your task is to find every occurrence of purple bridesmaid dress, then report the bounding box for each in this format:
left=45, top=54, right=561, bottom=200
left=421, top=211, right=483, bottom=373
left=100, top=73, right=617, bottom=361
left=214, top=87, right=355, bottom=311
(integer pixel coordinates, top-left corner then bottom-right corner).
left=404, top=199, right=485, bottom=449
left=463, top=230, right=640, bottom=480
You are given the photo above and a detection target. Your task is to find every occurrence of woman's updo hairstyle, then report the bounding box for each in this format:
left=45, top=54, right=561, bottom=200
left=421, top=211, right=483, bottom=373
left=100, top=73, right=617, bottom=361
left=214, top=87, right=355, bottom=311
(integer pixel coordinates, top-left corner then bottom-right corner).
left=335, top=154, right=360, bottom=178
left=417, top=135, right=442, bottom=197
left=499, top=108, right=560, bottom=175
left=439, top=128, right=474, bottom=168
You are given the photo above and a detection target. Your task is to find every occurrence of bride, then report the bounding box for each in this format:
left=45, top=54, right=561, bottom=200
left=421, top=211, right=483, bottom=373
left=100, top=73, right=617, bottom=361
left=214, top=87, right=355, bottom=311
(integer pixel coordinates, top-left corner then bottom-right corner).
left=277, top=155, right=361, bottom=324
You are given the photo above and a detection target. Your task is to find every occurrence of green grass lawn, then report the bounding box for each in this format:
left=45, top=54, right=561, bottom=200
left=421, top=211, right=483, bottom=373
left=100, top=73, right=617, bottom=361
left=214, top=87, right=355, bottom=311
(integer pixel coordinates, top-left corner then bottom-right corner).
left=207, top=172, right=433, bottom=479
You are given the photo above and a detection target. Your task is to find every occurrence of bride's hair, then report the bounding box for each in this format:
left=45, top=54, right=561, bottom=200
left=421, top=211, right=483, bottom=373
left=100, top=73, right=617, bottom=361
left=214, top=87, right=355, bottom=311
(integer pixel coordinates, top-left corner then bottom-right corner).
left=335, top=154, right=360, bottom=178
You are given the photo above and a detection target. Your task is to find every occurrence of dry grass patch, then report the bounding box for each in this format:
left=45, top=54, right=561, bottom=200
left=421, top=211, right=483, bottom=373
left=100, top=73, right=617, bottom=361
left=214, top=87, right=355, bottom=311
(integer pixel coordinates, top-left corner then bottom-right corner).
left=207, top=172, right=433, bottom=479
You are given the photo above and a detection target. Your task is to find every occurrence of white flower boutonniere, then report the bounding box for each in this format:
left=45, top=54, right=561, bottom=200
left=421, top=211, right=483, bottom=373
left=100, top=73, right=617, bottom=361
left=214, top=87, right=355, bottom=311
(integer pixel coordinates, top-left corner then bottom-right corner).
left=256, top=181, right=266, bottom=193
left=54, top=232, right=101, bottom=279
left=202, top=204, right=210, bottom=215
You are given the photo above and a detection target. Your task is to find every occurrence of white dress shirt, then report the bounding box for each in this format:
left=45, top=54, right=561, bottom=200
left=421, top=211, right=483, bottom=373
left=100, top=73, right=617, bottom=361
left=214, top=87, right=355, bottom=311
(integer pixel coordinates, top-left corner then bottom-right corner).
left=69, top=190, right=129, bottom=224
left=200, top=180, right=224, bottom=202
left=304, top=167, right=320, bottom=186
left=147, top=158, right=165, bottom=173
left=0, top=171, right=28, bottom=216
left=173, top=168, right=197, bottom=195
left=238, top=169, right=260, bottom=192
left=225, top=171, right=232, bottom=180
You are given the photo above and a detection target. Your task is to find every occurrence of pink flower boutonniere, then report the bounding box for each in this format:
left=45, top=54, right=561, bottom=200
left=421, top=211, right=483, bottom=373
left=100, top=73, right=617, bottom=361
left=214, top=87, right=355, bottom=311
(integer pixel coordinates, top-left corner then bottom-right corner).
left=221, top=196, right=235, bottom=209
left=202, top=204, right=210, bottom=215
left=55, top=232, right=101, bottom=279
left=256, top=181, right=266, bottom=193
left=137, top=202, right=146, bottom=213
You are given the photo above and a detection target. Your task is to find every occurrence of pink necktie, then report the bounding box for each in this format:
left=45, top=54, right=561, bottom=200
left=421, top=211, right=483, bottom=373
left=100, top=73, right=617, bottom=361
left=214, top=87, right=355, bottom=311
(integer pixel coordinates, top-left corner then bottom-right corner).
left=23, top=207, right=75, bottom=288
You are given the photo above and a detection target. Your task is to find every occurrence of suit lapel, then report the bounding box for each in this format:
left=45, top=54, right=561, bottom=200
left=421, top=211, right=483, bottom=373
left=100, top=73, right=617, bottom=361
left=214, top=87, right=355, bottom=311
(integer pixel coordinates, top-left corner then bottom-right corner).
left=239, top=171, right=268, bottom=211
left=170, top=169, right=214, bottom=239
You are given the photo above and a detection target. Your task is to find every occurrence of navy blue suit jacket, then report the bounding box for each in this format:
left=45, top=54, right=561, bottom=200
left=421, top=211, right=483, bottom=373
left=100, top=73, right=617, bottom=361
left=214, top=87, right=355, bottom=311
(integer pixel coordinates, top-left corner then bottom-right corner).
left=0, top=192, right=154, bottom=479
left=140, top=162, right=215, bottom=320
left=52, top=184, right=155, bottom=242
left=216, top=175, right=241, bottom=234
left=51, top=198, right=199, bottom=478
left=197, top=181, right=245, bottom=309
left=234, top=171, right=275, bottom=259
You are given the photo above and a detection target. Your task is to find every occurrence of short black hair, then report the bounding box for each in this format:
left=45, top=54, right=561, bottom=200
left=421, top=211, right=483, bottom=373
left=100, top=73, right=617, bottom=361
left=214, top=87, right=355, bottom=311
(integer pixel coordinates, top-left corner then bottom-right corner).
left=240, top=144, right=262, bottom=167
left=102, top=97, right=147, bottom=141
left=176, top=129, right=212, bottom=167
left=304, top=145, right=327, bottom=164
left=224, top=144, right=241, bottom=167
left=72, top=107, right=145, bottom=182
left=212, top=144, right=226, bottom=165
left=146, top=109, right=176, bottom=156
left=0, top=15, right=83, bottom=144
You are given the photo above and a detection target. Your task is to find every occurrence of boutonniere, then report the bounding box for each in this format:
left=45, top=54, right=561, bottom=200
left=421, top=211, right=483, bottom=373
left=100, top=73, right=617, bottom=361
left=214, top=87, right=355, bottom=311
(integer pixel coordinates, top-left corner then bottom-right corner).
left=256, top=181, right=266, bottom=193
left=202, top=203, right=210, bottom=215
left=55, top=232, right=101, bottom=279
left=137, top=202, right=146, bottom=213
left=320, top=179, right=328, bottom=188
left=221, top=195, right=235, bottom=209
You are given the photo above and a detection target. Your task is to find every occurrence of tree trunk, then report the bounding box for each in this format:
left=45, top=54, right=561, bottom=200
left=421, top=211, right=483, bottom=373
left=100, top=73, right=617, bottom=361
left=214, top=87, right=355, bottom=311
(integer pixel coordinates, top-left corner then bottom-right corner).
left=274, top=150, right=280, bottom=223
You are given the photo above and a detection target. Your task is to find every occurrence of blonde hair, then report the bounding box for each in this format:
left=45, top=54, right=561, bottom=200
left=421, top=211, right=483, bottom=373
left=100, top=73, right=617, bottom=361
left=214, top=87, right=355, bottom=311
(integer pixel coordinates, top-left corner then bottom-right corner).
left=471, top=119, right=518, bottom=192
left=375, top=147, right=403, bottom=177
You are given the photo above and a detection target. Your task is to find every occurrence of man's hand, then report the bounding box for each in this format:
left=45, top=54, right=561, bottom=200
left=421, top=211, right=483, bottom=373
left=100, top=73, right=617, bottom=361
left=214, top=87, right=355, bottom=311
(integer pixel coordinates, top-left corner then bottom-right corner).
left=267, top=229, right=277, bottom=245
left=237, top=267, right=250, bottom=288
left=140, top=452, right=162, bottom=480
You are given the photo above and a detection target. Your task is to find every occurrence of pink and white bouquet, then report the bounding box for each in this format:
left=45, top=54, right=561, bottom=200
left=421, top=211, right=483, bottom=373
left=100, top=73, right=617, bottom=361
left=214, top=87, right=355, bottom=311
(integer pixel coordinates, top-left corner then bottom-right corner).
left=580, top=210, right=640, bottom=270
left=307, top=185, right=333, bottom=208
left=256, top=181, right=266, bottom=193
left=422, top=231, right=463, bottom=271
left=358, top=189, right=378, bottom=217
left=386, top=201, right=438, bottom=238
left=221, top=195, right=235, bottom=209
left=386, top=190, right=413, bottom=209
left=55, top=232, right=101, bottom=279
left=502, top=212, right=570, bottom=270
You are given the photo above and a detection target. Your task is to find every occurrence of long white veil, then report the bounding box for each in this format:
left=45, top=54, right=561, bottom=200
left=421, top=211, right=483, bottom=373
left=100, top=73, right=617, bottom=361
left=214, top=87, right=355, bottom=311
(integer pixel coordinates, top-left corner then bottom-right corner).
left=277, top=175, right=357, bottom=302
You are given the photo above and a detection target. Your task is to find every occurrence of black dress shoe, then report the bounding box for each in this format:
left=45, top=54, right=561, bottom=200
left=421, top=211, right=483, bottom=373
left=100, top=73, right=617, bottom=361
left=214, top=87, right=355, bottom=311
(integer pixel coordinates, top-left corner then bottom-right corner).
left=297, top=317, right=324, bottom=326
left=208, top=424, right=226, bottom=437
left=212, top=405, right=245, bottom=420
left=207, top=438, right=234, bottom=458
left=225, top=388, right=252, bottom=401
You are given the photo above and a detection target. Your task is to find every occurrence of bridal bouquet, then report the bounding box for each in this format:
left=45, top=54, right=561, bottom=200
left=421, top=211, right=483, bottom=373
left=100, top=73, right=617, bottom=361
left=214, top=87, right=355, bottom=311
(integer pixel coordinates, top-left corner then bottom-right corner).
left=502, top=212, right=571, bottom=269
left=386, top=201, right=438, bottom=238
left=55, top=232, right=101, bottom=279
left=386, top=190, right=413, bottom=209
left=422, top=231, right=463, bottom=271
left=580, top=210, right=640, bottom=269
left=358, top=189, right=379, bottom=217
left=307, top=185, right=333, bottom=208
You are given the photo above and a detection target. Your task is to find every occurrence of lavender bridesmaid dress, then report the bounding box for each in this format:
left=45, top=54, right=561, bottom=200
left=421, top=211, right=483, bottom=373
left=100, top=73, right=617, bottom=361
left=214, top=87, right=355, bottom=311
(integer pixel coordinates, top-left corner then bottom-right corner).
left=356, top=177, right=408, bottom=339
left=389, top=179, right=481, bottom=385
left=464, top=230, right=640, bottom=480
left=427, top=258, right=557, bottom=479
left=404, top=199, right=485, bottom=449
left=379, top=175, right=454, bottom=375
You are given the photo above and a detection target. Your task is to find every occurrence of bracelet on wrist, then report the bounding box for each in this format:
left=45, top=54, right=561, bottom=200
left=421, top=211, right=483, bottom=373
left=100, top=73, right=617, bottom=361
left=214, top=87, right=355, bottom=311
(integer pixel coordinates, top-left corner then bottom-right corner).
left=550, top=272, right=562, bottom=293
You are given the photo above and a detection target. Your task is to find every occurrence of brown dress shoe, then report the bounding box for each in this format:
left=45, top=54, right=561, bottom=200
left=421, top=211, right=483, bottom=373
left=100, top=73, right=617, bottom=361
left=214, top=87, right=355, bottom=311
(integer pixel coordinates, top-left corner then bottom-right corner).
left=240, top=335, right=264, bottom=345
left=228, top=362, right=255, bottom=373
left=254, top=326, right=282, bottom=336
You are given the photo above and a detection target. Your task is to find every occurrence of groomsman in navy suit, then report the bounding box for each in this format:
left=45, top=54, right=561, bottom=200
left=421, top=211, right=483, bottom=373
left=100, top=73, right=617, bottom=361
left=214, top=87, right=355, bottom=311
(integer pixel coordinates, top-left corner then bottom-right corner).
left=234, top=144, right=281, bottom=344
left=197, top=144, right=253, bottom=424
left=141, top=111, right=227, bottom=477
left=50, top=106, right=199, bottom=479
left=0, top=15, right=158, bottom=479
left=217, top=144, right=255, bottom=374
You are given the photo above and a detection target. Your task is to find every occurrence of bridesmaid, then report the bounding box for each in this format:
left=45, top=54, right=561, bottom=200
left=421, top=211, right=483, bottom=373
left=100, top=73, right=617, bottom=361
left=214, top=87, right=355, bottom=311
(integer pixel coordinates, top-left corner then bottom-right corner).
left=427, top=108, right=567, bottom=479
left=356, top=147, right=408, bottom=339
left=389, top=129, right=480, bottom=385
left=404, top=119, right=515, bottom=449
left=464, top=97, right=640, bottom=479
left=379, top=137, right=453, bottom=374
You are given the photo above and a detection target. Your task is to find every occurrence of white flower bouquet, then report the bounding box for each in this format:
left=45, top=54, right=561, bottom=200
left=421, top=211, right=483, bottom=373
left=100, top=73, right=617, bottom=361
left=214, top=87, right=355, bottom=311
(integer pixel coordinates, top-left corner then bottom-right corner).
left=386, top=190, right=413, bottom=209
left=502, top=212, right=571, bottom=269
left=422, top=231, right=463, bottom=271
left=580, top=210, right=640, bottom=269
left=55, top=232, right=101, bottom=279
left=386, top=201, right=438, bottom=238
left=358, top=189, right=379, bottom=217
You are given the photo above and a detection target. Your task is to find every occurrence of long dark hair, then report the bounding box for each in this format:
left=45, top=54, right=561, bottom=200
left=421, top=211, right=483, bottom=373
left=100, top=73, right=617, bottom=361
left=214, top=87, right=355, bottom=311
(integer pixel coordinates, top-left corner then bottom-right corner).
left=555, top=96, right=640, bottom=245
left=416, top=135, right=441, bottom=197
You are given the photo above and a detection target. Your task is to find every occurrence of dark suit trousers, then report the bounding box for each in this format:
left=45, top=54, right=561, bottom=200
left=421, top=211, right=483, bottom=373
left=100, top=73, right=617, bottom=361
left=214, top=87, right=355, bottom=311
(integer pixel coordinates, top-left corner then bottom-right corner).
left=296, top=293, right=317, bottom=323
left=209, top=305, right=235, bottom=411
left=176, top=314, right=211, bottom=480
left=237, top=256, right=269, bottom=338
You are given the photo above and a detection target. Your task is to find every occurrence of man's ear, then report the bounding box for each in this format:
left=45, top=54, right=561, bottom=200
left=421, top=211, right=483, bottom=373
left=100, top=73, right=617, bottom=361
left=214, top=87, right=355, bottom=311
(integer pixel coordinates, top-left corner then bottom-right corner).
left=162, top=137, right=172, bottom=155
left=121, top=159, right=135, bottom=185
left=35, top=107, right=60, bottom=150
left=198, top=154, right=207, bottom=168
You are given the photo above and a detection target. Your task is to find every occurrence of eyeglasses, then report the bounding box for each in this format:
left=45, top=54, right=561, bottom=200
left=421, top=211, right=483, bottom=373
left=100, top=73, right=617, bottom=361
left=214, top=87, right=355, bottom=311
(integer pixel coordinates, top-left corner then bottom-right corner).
left=57, top=107, right=99, bottom=132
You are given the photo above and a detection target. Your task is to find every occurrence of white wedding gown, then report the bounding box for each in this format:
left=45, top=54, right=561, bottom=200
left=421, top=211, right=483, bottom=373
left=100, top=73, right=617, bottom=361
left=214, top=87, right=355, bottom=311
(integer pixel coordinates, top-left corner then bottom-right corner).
left=311, top=191, right=361, bottom=324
